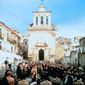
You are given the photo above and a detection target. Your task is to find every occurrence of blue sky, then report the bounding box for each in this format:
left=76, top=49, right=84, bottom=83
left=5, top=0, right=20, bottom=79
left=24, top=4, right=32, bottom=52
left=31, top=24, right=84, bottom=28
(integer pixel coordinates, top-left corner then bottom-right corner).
left=0, top=0, right=85, bottom=38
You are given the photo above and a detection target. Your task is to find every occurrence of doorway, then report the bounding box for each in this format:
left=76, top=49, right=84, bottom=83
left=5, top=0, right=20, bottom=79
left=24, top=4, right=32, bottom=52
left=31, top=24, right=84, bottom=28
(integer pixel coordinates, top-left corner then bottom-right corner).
left=39, top=49, right=44, bottom=61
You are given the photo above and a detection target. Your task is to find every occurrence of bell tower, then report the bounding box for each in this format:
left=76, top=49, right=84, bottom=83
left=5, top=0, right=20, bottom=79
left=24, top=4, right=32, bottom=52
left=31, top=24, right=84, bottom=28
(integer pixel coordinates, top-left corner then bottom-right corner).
left=33, top=4, right=51, bottom=27
left=28, top=3, right=56, bottom=62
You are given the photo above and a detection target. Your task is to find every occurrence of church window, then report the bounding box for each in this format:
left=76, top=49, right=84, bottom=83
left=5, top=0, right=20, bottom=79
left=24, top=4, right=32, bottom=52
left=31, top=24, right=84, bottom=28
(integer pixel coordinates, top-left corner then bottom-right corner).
left=41, top=16, right=44, bottom=24
left=36, top=16, right=38, bottom=25
left=46, top=16, right=48, bottom=24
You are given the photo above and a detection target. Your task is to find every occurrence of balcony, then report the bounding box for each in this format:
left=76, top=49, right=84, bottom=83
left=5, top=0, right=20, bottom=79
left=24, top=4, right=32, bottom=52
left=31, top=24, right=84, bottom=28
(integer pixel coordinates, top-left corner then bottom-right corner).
left=0, top=45, right=2, bottom=50
left=7, top=34, right=17, bottom=44
left=0, top=32, right=4, bottom=39
left=82, top=47, right=85, bottom=53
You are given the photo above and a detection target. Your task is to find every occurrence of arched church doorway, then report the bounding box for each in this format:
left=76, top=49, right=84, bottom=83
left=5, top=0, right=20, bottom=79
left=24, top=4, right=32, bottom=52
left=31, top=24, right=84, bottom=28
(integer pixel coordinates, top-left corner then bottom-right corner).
left=39, top=49, right=44, bottom=61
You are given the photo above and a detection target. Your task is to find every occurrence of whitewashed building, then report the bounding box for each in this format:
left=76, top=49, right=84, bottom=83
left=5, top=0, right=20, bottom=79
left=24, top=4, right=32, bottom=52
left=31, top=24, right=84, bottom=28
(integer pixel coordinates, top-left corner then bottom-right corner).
left=68, top=37, right=80, bottom=65
left=0, top=22, right=23, bottom=65
left=28, top=5, right=56, bottom=62
left=79, top=37, right=85, bottom=65
left=61, top=37, right=80, bottom=65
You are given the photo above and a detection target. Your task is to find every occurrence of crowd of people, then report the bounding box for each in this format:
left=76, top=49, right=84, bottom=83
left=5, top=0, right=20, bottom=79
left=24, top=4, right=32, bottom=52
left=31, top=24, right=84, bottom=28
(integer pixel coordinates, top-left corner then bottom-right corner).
left=0, top=61, right=85, bottom=85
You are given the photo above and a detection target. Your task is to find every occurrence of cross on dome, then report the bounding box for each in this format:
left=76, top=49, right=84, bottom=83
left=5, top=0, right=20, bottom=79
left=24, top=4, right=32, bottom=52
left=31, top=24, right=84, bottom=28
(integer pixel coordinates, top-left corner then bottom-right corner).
left=39, top=4, right=46, bottom=11
left=38, top=0, right=46, bottom=11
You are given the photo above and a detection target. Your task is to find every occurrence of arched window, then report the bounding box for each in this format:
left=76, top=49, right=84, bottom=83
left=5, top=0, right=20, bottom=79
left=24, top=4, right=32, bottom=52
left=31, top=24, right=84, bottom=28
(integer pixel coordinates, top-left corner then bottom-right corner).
left=24, top=39, right=27, bottom=45
left=36, top=16, right=38, bottom=25
left=41, top=16, right=44, bottom=24
left=46, top=16, right=48, bottom=25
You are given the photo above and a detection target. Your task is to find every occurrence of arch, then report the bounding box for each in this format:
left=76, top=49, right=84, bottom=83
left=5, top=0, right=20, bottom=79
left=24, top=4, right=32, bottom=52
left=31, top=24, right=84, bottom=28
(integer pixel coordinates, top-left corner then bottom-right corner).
left=41, top=16, right=44, bottom=24
left=39, top=49, right=44, bottom=61
left=36, top=16, right=38, bottom=25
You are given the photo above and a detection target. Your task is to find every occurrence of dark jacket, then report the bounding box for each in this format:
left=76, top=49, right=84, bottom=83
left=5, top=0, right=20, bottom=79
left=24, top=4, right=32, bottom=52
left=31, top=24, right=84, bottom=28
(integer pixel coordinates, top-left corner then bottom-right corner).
left=1, top=77, right=9, bottom=85
left=64, top=75, right=73, bottom=85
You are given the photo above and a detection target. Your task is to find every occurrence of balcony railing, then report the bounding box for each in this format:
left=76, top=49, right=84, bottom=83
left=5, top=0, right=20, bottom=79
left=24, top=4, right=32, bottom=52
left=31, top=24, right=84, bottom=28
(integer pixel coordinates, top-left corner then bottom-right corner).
left=0, top=45, right=2, bottom=50
left=82, top=47, right=85, bottom=53
left=0, top=32, right=4, bottom=39
left=7, top=34, right=17, bottom=44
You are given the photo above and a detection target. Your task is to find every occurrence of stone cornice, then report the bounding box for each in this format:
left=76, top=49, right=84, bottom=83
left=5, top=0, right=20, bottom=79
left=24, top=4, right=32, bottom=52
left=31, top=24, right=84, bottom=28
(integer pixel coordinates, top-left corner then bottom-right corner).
left=29, top=28, right=56, bottom=31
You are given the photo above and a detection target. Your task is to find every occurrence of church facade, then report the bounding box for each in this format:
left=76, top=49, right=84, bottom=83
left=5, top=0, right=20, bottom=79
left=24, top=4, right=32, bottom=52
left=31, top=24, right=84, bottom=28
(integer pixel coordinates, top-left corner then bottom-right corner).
left=28, top=5, right=56, bottom=62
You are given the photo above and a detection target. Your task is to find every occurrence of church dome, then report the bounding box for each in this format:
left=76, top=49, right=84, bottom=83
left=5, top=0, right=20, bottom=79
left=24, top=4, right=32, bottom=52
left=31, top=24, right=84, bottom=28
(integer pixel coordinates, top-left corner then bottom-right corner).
left=39, top=4, right=46, bottom=12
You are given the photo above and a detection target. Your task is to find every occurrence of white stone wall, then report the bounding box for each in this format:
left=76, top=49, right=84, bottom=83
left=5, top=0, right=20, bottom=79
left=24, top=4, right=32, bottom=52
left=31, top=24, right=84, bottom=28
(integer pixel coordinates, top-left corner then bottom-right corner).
left=28, top=30, right=56, bottom=61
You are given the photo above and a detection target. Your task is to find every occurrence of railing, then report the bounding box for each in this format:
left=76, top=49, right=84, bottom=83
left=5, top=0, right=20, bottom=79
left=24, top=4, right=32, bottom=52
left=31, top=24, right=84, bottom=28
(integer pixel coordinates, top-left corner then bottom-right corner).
left=0, top=32, right=4, bottom=39
left=7, top=34, right=17, bottom=44
left=0, top=45, right=2, bottom=50
left=82, top=47, right=85, bottom=53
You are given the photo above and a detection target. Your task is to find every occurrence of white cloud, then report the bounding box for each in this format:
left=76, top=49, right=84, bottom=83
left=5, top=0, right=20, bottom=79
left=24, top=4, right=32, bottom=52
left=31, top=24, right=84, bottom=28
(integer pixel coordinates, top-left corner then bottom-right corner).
left=57, top=17, right=85, bottom=38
